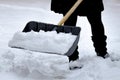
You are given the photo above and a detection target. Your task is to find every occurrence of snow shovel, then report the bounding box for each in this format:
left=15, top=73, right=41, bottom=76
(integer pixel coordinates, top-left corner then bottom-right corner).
left=9, top=0, right=83, bottom=56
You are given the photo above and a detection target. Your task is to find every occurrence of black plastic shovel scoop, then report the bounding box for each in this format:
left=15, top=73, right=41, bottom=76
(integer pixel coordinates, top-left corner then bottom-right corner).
left=9, top=0, right=83, bottom=56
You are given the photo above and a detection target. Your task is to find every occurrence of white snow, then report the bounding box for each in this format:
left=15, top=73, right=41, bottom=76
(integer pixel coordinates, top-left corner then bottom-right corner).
left=8, top=30, right=77, bottom=55
left=0, top=0, right=120, bottom=80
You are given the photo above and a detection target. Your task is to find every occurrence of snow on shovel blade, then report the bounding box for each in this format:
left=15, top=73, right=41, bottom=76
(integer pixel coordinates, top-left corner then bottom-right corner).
left=8, top=21, right=81, bottom=56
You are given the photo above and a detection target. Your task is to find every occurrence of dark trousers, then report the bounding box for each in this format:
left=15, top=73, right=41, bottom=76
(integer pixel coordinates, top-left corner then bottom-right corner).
left=63, top=13, right=79, bottom=62
left=64, top=12, right=107, bottom=61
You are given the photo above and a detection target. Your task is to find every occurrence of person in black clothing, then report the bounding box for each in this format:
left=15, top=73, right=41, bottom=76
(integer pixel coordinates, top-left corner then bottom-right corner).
left=51, top=0, right=109, bottom=69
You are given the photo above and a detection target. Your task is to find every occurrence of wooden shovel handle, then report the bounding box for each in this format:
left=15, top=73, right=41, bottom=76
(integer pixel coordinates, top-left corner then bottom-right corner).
left=58, top=0, right=83, bottom=26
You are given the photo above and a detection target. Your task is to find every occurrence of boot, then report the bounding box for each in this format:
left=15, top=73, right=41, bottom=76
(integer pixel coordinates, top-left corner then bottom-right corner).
left=68, top=46, right=81, bottom=70
left=69, top=59, right=83, bottom=70
left=68, top=46, right=79, bottom=62
left=92, top=35, right=109, bottom=58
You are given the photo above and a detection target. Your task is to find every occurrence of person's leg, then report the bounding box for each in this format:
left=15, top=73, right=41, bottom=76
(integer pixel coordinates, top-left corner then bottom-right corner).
left=64, top=13, right=77, bottom=26
left=87, top=12, right=108, bottom=58
left=63, top=13, right=79, bottom=62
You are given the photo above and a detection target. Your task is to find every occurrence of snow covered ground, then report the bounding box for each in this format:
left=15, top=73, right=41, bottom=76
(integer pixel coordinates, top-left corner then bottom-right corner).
left=0, top=0, right=120, bottom=80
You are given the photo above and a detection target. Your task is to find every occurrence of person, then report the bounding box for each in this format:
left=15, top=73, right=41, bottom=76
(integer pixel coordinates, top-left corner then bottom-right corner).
left=51, top=0, right=109, bottom=69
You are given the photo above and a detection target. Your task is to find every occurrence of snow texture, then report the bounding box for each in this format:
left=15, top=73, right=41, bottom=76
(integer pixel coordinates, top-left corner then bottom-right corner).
left=0, top=0, right=120, bottom=80
left=9, top=30, right=77, bottom=55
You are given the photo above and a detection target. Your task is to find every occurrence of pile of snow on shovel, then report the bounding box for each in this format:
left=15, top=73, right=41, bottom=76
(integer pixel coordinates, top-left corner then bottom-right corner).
left=9, top=30, right=77, bottom=55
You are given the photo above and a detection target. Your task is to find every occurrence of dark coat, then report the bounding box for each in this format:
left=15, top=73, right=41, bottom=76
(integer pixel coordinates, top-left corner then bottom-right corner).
left=51, top=0, right=104, bottom=16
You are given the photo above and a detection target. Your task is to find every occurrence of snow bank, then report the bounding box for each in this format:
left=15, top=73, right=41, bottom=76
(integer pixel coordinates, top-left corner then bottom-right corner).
left=1, top=49, right=120, bottom=80
left=0, top=0, right=120, bottom=80
left=0, top=49, right=68, bottom=80
left=8, top=30, right=77, bottom=55
left=67, top=56, right=120, bottom=80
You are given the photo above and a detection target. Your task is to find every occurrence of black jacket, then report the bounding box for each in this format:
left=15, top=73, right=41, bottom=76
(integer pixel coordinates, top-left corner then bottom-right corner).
left=51, top=0, right=104, bottom=16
